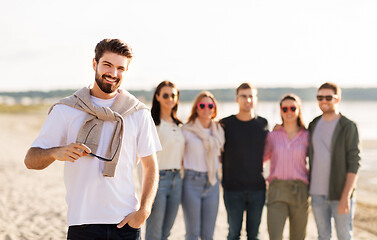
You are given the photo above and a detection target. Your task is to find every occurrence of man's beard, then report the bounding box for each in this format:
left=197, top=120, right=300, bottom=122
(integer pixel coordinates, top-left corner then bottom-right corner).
left=94, top=71, right=121, bottom=94
left=319, top=104, right=336, bottom=114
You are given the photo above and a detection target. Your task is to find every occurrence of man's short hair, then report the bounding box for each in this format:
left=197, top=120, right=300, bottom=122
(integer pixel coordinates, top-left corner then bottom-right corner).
left=236, top=83, right=257, bottom=95
left=318, top=82, right=341, bottom=97
left=94, top=39, right=133, bottom=63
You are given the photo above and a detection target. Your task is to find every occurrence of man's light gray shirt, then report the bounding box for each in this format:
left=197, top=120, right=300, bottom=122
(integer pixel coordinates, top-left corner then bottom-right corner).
left=310, top=116, right=339, bottom=196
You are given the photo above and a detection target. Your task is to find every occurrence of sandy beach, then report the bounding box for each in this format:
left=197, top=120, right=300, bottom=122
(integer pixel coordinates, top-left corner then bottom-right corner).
left=1, top=112, right=376, bottom=240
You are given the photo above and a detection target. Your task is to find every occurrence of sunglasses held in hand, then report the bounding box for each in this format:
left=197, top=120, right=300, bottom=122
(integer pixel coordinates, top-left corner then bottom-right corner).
left=83, top=124, right=118, bottom=162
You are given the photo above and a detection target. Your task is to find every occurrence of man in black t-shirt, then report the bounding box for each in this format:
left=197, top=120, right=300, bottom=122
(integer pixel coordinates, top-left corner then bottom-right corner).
left=220, top=83, right=268, bottom=240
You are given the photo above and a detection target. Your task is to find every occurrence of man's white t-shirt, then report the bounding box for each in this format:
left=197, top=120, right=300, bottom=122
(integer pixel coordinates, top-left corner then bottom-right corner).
left=31, top=95, right=161, bottom=226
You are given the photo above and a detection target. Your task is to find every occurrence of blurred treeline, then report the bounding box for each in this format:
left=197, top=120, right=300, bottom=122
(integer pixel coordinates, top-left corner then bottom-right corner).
left=1, top=87, right=377, bottom=103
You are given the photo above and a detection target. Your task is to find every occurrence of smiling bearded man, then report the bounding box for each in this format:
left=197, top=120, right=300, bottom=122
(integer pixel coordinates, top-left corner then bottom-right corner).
left=24, top=39, right=161, bottom=240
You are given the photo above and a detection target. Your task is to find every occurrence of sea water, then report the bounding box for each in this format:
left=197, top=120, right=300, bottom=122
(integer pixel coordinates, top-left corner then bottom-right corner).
left=176, top=101, right=377, bottom=141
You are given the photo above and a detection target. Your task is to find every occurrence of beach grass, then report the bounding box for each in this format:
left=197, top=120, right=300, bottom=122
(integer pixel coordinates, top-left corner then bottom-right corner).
left=0, top=104, right=48, bottom=114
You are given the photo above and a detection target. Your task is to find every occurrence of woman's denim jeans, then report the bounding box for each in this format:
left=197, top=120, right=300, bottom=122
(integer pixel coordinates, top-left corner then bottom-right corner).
left=145, top=170, right=182, bottom=240
left=181, top=169, right=219, bottom=240
left=311, top=195, right=355, bottom=240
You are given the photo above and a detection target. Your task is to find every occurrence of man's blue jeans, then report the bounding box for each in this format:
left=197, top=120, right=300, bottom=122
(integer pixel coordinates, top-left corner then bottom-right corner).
left=145, top=170, right=182, bottom=240
left=311, top=195, right=355, bottom=240
left=67, top=224, right=140, bottom=240
left=223, top=190, right=266, bottom=240
left=182, top=169, right=219, bottom=240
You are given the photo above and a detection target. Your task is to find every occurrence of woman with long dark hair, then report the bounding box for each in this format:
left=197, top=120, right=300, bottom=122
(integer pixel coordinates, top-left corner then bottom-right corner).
left=145, top=81, right=185, bottom=240
left=263, top=94, right=309, bottom=240
left=181, top=91, right=224, bottom=240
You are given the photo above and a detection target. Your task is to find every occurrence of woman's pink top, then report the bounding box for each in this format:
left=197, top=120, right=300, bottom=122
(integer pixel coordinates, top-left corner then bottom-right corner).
left=263, top=128, right=309, bottom=184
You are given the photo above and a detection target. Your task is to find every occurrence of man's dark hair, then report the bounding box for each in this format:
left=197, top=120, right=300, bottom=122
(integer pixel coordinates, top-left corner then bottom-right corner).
left=318, top=82, right=341, bottom=97
left=94, top=39, right=133, bottom=63
left=236, top=82, right=257, bottom=95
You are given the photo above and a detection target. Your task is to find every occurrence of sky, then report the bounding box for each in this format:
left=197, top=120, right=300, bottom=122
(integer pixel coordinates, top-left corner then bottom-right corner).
left=1, top=0, right=377, bottom=92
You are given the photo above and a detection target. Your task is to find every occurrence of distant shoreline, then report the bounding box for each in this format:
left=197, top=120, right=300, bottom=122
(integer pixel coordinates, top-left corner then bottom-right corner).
left=1, top=87, right=377, bottom=104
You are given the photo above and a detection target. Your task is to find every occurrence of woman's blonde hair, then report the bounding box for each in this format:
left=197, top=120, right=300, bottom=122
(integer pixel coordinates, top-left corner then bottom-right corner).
left=187, top=91, right=218, bottom=123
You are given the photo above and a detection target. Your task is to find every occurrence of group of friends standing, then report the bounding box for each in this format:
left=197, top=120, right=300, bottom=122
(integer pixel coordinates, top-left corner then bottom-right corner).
left=148, top=80, right=361, bottom=240
left=25, top=39, right=361, bottom=240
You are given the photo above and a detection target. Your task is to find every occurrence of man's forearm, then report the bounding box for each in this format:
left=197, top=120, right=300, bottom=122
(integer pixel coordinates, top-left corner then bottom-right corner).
left=139, top=154, right=159, bottom=216
left=116, top=154, right=159, bottom=229
left=341, top=172, right=358, bottom=199
left=338, top=172, right=358, bottom=214
left=25, top=143, right=91, bottom=170
left=24, top=147, right=57, bottom=170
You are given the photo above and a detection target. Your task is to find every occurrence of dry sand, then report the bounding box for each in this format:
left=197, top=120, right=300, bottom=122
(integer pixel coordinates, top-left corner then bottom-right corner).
left=0, top=112, right=376, bottom=240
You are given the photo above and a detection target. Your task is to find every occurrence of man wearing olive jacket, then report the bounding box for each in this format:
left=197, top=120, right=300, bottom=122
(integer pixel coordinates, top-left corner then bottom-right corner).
left=309, top=82, right=361, bottom=240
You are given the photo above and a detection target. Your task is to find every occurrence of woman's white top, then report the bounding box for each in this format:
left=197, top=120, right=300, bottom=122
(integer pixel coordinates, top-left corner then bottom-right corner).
left=182, top=128, right=220, bottom=172
left=156, top=119, right=185, bottom=170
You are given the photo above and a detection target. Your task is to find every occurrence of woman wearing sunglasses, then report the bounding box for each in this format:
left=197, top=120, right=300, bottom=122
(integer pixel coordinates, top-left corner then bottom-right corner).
left=263, top=94, right=309, bottom=240
left=181, top=91, right=225, bottom=240
left=146, top=81, right=185, bottom=240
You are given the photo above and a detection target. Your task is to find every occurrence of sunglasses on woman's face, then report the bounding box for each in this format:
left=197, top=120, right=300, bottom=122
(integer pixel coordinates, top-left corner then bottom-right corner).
left=281, top=106, right=297, bottom=113
left=197, top=102, right=215, bottom=110
left=162, top=93, right=177, bottom=99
